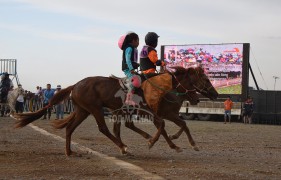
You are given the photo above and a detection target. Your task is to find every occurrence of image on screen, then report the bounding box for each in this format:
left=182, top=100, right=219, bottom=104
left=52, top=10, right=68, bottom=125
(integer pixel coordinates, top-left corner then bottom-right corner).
left=163, top=44, right=244, bottom=94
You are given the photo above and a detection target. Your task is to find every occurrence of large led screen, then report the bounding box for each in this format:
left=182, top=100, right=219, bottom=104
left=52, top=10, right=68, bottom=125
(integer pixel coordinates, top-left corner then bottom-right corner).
left=162, top=44, right=244, bottom=94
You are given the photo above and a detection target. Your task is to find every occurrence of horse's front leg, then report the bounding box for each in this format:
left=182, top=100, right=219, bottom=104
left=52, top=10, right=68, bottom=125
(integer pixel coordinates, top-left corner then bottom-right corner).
left=124, top=119, right=152, bottom=140
left=147, top=115, right=164, bottom=149
left=169, top=128, right=184, bottom=140
left=112, top=120, right=128, bottom=149
left=149, top=115, right=182, bottom=152
left=151, top=116, right=182, bottom=153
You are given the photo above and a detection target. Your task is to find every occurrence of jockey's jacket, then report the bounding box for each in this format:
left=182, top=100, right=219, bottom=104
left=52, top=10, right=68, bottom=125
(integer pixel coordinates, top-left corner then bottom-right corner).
left=122, top=44, right=139, bottom=71
left=140, top=45, right=165, bottom=74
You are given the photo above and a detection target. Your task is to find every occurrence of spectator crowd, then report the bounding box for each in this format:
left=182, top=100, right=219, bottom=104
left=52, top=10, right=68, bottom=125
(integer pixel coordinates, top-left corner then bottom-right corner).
left=0, top=84, right=74, bottom=117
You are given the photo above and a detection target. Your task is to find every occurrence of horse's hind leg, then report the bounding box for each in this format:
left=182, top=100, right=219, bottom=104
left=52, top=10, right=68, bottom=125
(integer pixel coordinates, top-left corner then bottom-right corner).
left=65, top=108, right=89, bottom=156
left=92, top=108, right=128, bottom=154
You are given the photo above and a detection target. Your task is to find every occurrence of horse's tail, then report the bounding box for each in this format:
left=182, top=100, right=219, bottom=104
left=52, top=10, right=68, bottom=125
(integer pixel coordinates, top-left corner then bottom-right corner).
left=14, top=85, right=75, bottom=128
left=51, top=112, right=76, bottom=129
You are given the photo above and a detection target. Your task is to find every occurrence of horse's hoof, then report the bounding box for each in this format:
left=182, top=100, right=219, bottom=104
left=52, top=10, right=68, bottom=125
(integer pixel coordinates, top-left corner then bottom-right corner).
left=123, top=151, right=134, bottom=157
left=71, top=151, right=82, bottom=157
left=193, top=146, right=200, bottom=151
left=120, top=146, right=128, bottom=154
left=148, top=140, right=155, bottom=149
left=66, top=151, right=82, bottom=157
left=65, top=151, right=71, bottom=157
left=175, top=147, right=183, bottom=153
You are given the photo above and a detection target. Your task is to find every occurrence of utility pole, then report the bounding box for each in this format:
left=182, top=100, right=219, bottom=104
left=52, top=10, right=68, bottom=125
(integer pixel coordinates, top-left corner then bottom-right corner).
left=273, top=76, right=279, bottom=90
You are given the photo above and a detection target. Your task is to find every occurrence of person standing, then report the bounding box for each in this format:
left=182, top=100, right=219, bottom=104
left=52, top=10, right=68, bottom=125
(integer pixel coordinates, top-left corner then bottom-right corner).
left=243, top=97, right=254, bottom=124
left=38, top=86, right=44, bottom=109
left=224, top=96, right=233, bottom=124
left=33, top=86, right=41, bottom=111
left=54, top=85, right=64, bottom=120
left=15, top=84, right=24, bottom=113
left=42, top=83, right=54, bottom=120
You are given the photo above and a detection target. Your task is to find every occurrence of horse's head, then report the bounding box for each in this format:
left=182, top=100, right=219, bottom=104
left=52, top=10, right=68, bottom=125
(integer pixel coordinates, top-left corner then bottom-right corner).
left=187, top=67, right=218, bottom=100
left=169, top=67, right=200, bottom=104
left=186, top=90, right=199, bottom=105
left=172, top=66, right=218, bottom=100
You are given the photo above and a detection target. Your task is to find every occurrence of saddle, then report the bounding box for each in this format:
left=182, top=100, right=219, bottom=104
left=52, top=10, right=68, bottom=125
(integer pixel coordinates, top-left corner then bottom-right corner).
left=141, top=73, right=172, bottom=113
left=110, top=73, right=162, bottom=92
left=109, top=75, right=129, bottom=91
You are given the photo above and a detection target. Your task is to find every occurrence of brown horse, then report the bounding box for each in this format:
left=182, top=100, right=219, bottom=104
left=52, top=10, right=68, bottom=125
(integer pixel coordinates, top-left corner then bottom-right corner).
left=112, top=66, right=218, bottom=151
left=14, top=67, right=202, bottom=156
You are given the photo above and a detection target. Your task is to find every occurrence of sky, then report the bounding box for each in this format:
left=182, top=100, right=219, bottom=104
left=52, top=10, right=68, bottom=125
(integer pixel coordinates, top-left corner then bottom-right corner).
left=0, top=0, right=281, bottom=92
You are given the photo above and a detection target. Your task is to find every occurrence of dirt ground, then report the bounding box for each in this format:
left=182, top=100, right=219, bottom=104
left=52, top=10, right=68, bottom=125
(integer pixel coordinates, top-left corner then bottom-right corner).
left=0, top=115, right=281, bottom=180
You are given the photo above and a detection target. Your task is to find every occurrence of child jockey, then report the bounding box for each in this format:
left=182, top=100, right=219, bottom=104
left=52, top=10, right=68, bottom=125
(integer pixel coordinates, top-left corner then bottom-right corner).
left=140, top=32, right=165, bottom=74
left=119, top=32, right=141, bottom=105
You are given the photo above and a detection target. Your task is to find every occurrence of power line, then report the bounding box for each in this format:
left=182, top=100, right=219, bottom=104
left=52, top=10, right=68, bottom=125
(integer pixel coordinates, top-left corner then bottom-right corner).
left=250, top=47, right=268, bottom=90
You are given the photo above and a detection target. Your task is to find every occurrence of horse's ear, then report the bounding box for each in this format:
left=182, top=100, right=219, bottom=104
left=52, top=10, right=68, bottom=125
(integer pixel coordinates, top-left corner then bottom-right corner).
left=187, top=67, right=196, bottom=75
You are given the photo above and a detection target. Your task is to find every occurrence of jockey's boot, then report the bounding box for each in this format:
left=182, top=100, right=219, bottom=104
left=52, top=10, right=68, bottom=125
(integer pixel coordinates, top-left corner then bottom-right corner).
left=125, top=92, right=136, bottom=106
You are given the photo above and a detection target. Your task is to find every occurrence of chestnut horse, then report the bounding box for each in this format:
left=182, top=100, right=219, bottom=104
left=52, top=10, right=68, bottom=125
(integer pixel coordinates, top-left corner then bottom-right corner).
left=15, top=67, right=217, bottom=155
left=14, top=67, right=201, bottom=155
left=112, top=66, right=218, bottom=151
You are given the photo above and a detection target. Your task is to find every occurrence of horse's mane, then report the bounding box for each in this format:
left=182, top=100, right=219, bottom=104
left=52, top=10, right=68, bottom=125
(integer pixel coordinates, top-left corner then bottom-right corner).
left=169, top=66, right=192, bottom=76
left=173, top=66, right=189, bottom=74
left=170, top=66, right=204, bottom=76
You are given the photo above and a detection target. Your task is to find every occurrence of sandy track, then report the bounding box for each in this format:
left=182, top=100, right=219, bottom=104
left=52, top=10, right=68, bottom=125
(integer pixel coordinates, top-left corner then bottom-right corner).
left=1, top=116, right=280, bottom=179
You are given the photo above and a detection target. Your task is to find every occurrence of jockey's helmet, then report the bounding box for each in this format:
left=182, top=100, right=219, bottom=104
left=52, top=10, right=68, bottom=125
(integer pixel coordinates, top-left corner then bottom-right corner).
left=145, top=32, right=159, bottom=48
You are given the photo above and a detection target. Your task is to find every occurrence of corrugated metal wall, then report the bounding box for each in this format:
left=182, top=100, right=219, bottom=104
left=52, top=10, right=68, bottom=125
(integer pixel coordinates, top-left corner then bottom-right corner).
left=249, top=90, right=281, bottom=125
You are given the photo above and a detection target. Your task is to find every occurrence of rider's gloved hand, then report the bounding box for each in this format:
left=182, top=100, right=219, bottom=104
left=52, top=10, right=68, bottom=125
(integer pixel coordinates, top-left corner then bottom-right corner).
left=156, top=60, right=162, bottom=66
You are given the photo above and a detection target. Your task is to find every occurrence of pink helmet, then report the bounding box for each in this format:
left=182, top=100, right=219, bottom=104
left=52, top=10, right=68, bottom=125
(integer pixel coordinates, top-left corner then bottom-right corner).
left=118, top=34, right=126, bottom=49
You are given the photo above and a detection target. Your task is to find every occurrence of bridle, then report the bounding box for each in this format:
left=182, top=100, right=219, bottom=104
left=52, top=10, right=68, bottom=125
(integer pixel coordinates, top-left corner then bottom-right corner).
left=191, top=69, right=214, bottom=94
left=170, top=73, right=198, bottom=102
left=158, top=73, right=198, bottom=104
left=143, top=72, right=196, bottom=98
left=172, top=73, right=196, bottom=95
